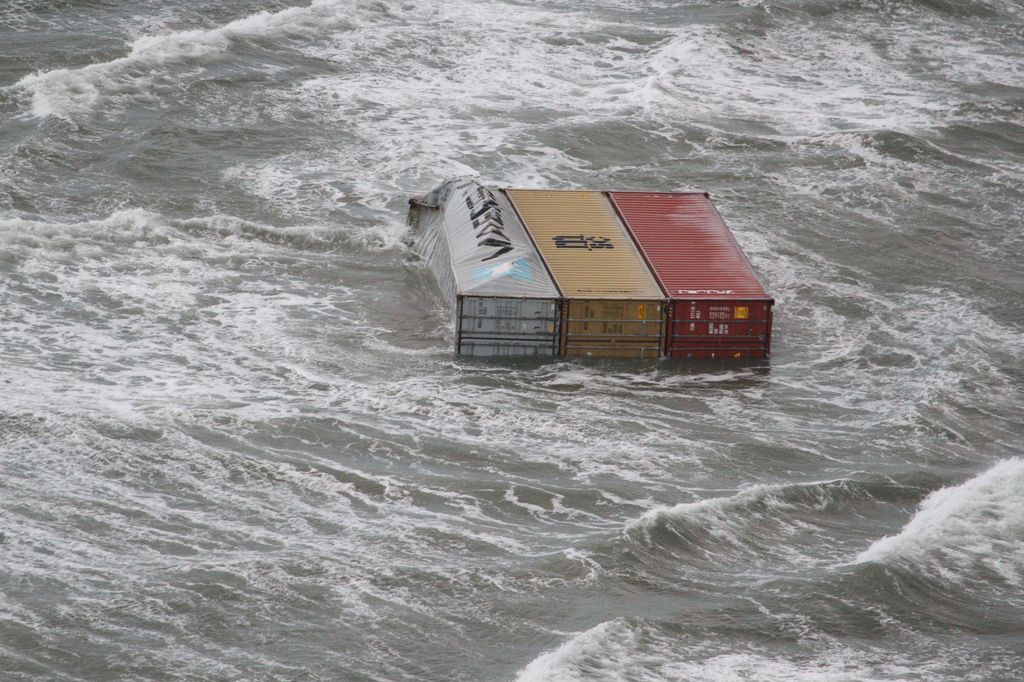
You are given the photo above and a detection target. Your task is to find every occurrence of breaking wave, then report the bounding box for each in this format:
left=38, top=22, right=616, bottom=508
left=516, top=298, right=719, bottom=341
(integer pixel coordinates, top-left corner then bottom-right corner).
left=11, top=0, right=353, bottom=118
left=514, top=617, right=996, bottom=682
left=623, top=474, right=938, bottom=568
left=0, top=208, right=403, bottom=259
left=854, top=458, right=1024, bottom=586
left=516, top=620, right=636, bottom=682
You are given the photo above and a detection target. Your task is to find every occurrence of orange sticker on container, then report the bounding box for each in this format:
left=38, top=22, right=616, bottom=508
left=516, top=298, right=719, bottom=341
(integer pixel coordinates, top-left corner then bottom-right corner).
left=637, top=304, right=647, bottom=319
left=735, top=306, right=749, bottom=320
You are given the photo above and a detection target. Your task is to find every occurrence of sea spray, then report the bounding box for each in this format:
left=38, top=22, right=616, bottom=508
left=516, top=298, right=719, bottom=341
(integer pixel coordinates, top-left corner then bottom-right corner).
left=516, top=620, right=636, bottom=682
left=855, top=459, right=1024, bottom=585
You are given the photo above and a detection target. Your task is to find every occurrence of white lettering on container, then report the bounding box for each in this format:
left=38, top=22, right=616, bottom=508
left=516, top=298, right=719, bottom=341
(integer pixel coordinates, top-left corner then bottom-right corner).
left=679, top=289, right=735, bottom=295
left=457, top=181, right=513, bottom=262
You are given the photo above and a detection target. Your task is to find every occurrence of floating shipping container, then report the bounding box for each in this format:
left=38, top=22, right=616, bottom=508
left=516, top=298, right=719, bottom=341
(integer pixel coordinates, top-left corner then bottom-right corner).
left=609, top=191, right=773, bottom=360
left=505, top=190, right=665, bottom=359
left=408, top=179, right=561, bottom=357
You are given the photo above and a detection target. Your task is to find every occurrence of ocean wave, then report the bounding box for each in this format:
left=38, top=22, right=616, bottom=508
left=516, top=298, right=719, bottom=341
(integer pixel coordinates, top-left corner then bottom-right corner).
left=633, top=0, right=1024, bottom=142
left=11, top=0, right=353, bottom=119
left=0, top=208, right=401, bottom=260
left=516, top=620, right=636, bottom=682
left=854, top=458, right=1024, bottom=586
left=622, top=475, right=939, bottom=569
left=514, top=617, right=987, bottom=682
left=631, top=475, right=932, bottom=532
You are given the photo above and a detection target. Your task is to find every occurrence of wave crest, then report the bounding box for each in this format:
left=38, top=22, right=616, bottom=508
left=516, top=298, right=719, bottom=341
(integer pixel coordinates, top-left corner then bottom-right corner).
left=516, top=620, right=635, bottom=682
left=630, top=475, right=928, bottom=531
left=12, top=0, right=352, bottom=119
left=855, top=458, right=1024, bottom=586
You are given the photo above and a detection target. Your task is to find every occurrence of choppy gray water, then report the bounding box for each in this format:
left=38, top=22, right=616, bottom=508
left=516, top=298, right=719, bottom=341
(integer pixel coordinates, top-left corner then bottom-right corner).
left=2, top=1, right=1023, bottom=679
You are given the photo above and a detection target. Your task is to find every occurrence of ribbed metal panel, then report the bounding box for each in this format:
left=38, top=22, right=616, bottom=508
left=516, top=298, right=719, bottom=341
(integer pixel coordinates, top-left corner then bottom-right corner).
left=505, top=189, right=664, bottom=299
left=457, top=295, right=559, bottom=357
left=562, top=298, right=663, bottom=359
left=610, top=191, right=773, bottom=359
left=609, top=192, right=770, bottom=300
left=505, top=189, right=665, bottom=358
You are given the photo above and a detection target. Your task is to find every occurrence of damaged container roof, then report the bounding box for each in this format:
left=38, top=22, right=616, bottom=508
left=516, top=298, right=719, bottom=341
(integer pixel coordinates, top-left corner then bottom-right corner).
left=410, top=178, right=559, bottom=300
left=408, top=178, right=561, bottom=357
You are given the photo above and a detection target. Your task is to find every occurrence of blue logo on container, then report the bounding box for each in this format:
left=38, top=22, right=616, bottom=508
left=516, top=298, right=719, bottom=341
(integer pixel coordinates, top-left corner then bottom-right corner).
left=473, top=258, right=533, bottom=283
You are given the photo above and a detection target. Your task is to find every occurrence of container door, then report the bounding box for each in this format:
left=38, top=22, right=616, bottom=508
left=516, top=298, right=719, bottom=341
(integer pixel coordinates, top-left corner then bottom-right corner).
left=457, top=296, right=560, bottom=357
left=668, top=300, right=772, bottom=359
left=562, top=299, right=663, bottom=359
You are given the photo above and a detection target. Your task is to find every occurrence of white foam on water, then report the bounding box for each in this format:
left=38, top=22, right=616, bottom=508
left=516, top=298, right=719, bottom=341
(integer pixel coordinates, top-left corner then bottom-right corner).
left=635, top=19, right=954, bottom=138
left=514, top=619, right=975, bottom=682
left=516, top=620, right=636, bottom=682
left=10, top=0, right=353, bottom=119
left=0, top=209, right=377, bottom=429
left=631, top=483, right=796, bottom=532
left=656, top=649, right=938, bottom=682
left=621, top=477, right=896, bottom=568
left=0, top=400, right=574, bottom=678
left=854, top=458, right=1024, bottom=585
left=234, top=0, right=664, bottom=214
left=741, top=221, right=1024, bottom=444
left=886, top=14, right=1024, bottom=89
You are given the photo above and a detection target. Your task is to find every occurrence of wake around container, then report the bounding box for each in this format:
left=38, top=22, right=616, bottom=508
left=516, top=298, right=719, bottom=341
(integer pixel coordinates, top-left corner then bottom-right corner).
left=409, top=181, right=773, bottom=360
left=408, top=178, right=561, bottom=357
left=609, top=191, right=774, bottom=359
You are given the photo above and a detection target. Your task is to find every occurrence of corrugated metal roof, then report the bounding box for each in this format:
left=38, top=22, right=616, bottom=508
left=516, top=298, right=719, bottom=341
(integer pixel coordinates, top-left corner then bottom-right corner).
left=505, top=189, right=663, bottom=299
left=609, top=192, right=770, bottom=300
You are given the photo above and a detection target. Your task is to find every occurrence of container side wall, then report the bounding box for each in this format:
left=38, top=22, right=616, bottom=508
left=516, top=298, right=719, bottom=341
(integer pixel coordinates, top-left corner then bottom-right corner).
left=410, top=202, right=459, bottom=345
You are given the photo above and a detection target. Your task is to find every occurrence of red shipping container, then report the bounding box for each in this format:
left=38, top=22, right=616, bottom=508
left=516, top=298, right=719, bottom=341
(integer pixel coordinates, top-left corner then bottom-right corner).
left=609, top=192, right=774, bottom=360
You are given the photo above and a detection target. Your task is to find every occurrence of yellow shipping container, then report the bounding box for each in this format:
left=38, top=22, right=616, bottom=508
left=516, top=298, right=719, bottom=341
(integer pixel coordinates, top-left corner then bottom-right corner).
left=504, top=190, right=665, bottom=358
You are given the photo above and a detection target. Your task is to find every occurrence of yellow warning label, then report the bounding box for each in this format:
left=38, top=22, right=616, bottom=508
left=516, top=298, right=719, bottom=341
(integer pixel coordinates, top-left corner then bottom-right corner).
left=637, top=304, right=647, bottom=319
left=735, top=306, right=749, bottom=320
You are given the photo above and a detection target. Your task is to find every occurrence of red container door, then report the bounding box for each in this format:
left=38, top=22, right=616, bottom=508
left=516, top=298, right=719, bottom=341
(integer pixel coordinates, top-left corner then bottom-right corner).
left=669, top=300, right=771, bottom=359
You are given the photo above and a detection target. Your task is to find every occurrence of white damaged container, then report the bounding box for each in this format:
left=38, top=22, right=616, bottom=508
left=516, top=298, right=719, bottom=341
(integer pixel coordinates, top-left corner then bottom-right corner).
left=408, top=178, right=561, bottom=357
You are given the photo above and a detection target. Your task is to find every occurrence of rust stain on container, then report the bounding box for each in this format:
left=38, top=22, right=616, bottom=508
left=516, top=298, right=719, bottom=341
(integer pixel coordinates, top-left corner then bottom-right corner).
left=610, top=191, right=774, bottom=360
left=506, top=189, right=665, bottom=358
